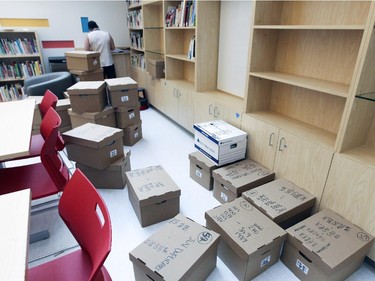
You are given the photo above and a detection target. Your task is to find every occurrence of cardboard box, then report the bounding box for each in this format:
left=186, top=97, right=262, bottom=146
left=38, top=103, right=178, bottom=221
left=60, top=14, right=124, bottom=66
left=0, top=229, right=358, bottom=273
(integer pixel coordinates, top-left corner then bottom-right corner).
left=205, top=197, right=287, bottom=281
left=125, top=165, right=181, bottom=227
left=70, top=68, right=104, bottom=82
left=115, top=105, right=141, bottom=128
left=129, top=214, right=220, bottom=281
left=65, top=50, right=100, bottom=71
left=68, top=107, right=116, bottom=128
left=242, top=178, right=316, bottom=229
left=189, top=151, right=219, bottom=190
left=123, top=121, right=142, bottom=146
left=212, top=159, right=275, bottom=204
left=76, top=150, right=131, bottom=189
left=147, top=57, right=165, bottom=79
left=193, top=120, right=247, bottom=166
left=105, top=77, right=139, bottom=108
left=67, top=81, right=107, bottom=113
left=62, top=123, right=124, bottom=170
left=281, top=208, right=374, bottom=281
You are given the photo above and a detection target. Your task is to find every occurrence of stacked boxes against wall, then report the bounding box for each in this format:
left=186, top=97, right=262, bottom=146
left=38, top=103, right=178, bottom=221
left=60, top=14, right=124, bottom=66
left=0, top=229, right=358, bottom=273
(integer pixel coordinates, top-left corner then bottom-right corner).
left=65, top=50, right=104, bottom=82
left=105, top=77, right=142, bottom=146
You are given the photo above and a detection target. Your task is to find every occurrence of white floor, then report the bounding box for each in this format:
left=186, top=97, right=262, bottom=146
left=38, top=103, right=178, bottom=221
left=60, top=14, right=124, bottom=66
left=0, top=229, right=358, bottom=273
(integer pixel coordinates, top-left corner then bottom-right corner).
left=28, top=107, right=375, bottom=281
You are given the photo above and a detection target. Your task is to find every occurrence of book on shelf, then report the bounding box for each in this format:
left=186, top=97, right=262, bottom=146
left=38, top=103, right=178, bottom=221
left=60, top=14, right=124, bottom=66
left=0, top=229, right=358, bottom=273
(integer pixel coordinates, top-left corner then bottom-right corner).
left=187, top=35, right=195, bottom=60
left=165, top=1, right=195, bottom=27
left=0, top=83, right=23, bottom=102
left=0, top=37, right=39, bottom=55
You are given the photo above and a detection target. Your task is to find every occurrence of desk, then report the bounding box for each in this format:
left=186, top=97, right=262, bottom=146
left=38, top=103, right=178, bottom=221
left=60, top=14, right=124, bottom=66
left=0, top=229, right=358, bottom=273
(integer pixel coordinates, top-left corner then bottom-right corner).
left=0, top=99, right=35, bottom=161
left=0, top=189, right=31, bottom=280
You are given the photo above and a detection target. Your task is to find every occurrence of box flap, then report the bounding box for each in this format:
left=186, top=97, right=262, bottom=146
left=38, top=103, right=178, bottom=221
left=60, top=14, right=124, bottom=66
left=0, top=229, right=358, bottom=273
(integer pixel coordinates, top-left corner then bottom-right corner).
left=242, top=178, right=316, bottom=223
left=189, top=151, right=217, bottom=170
left=129, top=214, right=220, bottom=280
left=67, top=81, right=106, bottom=95
left=68, top=106, right=114, bottom=119
left=65, top=50, right=100, bottom=58
left=62, top=123, right=123, bottom=148
left=286, top=208, right=374, bottom=270
left=205, top=198, right=286, bottom=261
left=105, top=77, right=138, bottom=90
left=212, top=159, right=274, bottom=193
left=69, top=68, right=103, bottom=75
left=125, top=165, right=181, bottom=207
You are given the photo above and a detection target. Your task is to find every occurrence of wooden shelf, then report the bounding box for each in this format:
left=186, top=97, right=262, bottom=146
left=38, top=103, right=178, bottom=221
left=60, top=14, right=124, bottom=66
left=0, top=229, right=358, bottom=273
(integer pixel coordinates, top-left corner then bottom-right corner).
left=0, top=54, right=41, bottom=59
left=165, top=54, right=195, bottom=63
left=341, top=145, right=375, bottom=168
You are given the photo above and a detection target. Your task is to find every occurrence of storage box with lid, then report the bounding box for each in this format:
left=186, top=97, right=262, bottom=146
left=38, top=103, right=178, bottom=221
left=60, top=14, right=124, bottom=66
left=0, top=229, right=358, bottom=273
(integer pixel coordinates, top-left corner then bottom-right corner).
left=189, top=151, right=219, bottom=190
left=67, top=81, right=107, bottom=113
left=70, top=68, right=103, bottom=82
left=62, top=123, right=124, bottom=170
left=76, top=150, right=131, bottom=189
left=123, top=121, right=142, bottom=146
left=125, top=165, right=181, bottom=227
left=146, top=57, right=165, bottom=79
left=105, top=77, right=139, bottom=108
left=212, top=159, right=275, bottom=204
left=281, top=208, right=374, bottom=281
left=65, top=50, right=100, bottom=71
left=193, top=120, right=247, bottom=166
left=115, top=104, right=141, bottom=128
left=205, top=197, right=287, bottom=281
left=242, top=178, right=316, bottom=229
left=68, top=107, right=116, bottom=128
left=129, top=213, right=220, bottom=281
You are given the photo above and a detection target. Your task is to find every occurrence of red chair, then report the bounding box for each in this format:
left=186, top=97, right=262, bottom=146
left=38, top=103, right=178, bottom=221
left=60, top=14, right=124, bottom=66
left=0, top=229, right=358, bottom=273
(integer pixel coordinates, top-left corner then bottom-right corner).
left=0, top=107, right=69, bottom=199
left=28, top=169, right=113, bottom=281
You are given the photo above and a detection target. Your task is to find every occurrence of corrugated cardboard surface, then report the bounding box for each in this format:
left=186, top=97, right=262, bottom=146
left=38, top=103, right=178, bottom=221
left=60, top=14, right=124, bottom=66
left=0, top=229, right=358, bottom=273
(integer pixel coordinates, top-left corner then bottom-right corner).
left=115, top=105, right=141, bottom=128
left=68, top=107, right=116, bottom=128
left=122, top=121, right=142, bottom=146
left=105, top=77, right=138, bottom=91
left=281, top=208, right=374, bottom=281
left=205, top=198, right=286, bottom=280
left=189, top=151, right=219, bottom=190
left=65, top=50, right=100, bottom=71
left=67, top=81, right=107, bottom=113
left=70, top=68, right=103, bottom=82
left=109, top=88, right=139, bottom=108
left=129, top=214, right=220, bottom=280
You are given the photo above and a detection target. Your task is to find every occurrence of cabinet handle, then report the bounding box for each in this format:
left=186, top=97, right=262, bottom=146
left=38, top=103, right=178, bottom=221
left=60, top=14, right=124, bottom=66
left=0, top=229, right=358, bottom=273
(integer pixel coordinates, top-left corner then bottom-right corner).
left=209, top=104, right=214, bottom=115
left=278, top=137, right=287, bottom=151
left=268, top=133, right=275, bottom=147
left=214, top=106, right=219, bottom=118
left=178, top=90, right=181, bottom=98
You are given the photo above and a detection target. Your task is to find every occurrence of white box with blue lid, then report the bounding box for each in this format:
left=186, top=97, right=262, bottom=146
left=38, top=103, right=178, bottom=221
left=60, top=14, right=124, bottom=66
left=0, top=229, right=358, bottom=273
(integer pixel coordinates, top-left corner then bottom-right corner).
left=193, top=120, right=247, bottom=166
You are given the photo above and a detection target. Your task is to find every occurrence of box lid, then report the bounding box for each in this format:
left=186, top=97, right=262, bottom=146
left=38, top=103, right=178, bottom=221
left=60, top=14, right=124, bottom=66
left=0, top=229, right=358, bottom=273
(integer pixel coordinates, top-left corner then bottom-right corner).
left=286, top=208, right=374, bottom=270
left=124, top=120, right=142, bottom=132
left=65, top=50, right=100, bottom=58
left=193, top=120, right=247, bottom=145
left=69, top=68, right=103, bottom=76
left=105, top=77, right=138, bottom=91
left=125, top=165, right=181, bottom=207
left=76, top=149, right=131, bottom=172
left=189, top=151, right=217, bottom=170
left=242, top=178, right=316, bottom=223
left=62, top=122, right=123, bottom=149
left=147, top=57, right=164, bottom=66
left=212, top=159, right=274, bottom=193
left=67, top=81, right=106, bottom=95
left=205, top=198, right=286, bottom=261
left=129, top=214, right=220, bottom=280
left=115, top=105, right=140, bottom=113
left=68, top=106, right=114, bottom=120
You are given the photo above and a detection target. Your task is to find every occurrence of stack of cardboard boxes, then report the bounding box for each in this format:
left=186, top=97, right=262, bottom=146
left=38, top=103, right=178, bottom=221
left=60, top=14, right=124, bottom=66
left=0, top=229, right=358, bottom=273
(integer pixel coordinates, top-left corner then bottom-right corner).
left=106, top=77, right=142, bottom=146
left=65, top=50, right=104, bottom=82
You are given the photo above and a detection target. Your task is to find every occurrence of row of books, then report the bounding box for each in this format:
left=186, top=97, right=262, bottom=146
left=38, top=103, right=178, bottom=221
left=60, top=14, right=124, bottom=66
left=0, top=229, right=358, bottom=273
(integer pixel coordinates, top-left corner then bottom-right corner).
left=0, top=38, right=39, bottom=56
left=0, top=84, right=23, bottom=102
left=187, top=35, right=195, bottom=60
left=130, top=32, right=144, bottom=50
left=125, top=0, right=140, bottom=9
left=165, top=0, right=196, bottom=28
left=0, top=61, right=44, bottom=80
left=127, top=9, right=143, bottom=29
left=130, top=53, right=145, bottom=70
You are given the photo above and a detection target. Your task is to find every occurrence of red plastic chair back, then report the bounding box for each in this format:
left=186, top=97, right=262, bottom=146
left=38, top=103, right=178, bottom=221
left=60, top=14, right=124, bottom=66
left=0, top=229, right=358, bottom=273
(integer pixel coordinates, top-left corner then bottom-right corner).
left=59, top=169, right=112, bottom=281
left=40, top=108, right=69, bottom=191
left=39, top=90, right=58, bottom=118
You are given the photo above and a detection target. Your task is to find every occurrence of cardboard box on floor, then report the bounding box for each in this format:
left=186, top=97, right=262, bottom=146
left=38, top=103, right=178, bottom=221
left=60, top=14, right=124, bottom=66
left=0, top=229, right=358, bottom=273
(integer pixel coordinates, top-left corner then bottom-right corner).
left=65, top=50, right=100, bottom=71
left=189, top=151, right=219, bottom=190
left=68, top=107, right=116, bottom=128
left=76, top=150, right=131, bottom=189
left=67, top=81, right=107, bottom=113
left=281, top=208, right=374, bottom=281
left=70, top=68, right=104, bottom=82
left=242, top=178, right=316, bottom=229
left=115, top=105, right=141, bottom=128
left=62, top=123, right=124, bottom=170
left=205, top=197, right=287, bottom=281
left=193, top=120, right=247, bottom=166
left=123, top=121, right=142, bottom=146
left=105, top=77, right=139, bottom=108
left=125, top=165, right=181, bottom=227
left=212, top=159, right=275, bottom=204
left=129, top=214, right=220, bottom=281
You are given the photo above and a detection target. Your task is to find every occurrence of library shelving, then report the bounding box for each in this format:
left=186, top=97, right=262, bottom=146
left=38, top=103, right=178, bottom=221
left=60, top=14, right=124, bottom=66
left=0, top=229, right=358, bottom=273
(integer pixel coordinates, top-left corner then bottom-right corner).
left=0, top=30, right=44, bottom=102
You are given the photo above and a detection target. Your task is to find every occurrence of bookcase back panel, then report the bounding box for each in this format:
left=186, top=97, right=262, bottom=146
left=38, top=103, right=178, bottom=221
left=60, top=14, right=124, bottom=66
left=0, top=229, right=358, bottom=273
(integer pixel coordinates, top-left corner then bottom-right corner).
left=144, top=29, right=164, bottom=54
left=165, top=29, right=195, bottom=56
left=165, top=57, right=194, bottom=83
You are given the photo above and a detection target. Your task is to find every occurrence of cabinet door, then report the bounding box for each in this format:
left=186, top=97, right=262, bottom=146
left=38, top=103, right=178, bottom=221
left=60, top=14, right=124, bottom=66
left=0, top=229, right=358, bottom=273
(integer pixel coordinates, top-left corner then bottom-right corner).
left=177, top=87, right=194, bottom=133
left=273, top=130, right=334, bottom=209
left=194, top=93, right=215, bottom=124
left=164, top=81, right=179, bottom=121
left=214, top=100, right=242, bottom=128
left=145, top=75, right=165, bottom=112
left=241, top=114, right=278, bottom=170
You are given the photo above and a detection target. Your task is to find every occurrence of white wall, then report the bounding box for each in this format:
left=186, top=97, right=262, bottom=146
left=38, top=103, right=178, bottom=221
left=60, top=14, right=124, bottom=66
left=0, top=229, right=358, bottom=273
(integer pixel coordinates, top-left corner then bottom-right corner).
left=0, top=1, right=130, bottom=72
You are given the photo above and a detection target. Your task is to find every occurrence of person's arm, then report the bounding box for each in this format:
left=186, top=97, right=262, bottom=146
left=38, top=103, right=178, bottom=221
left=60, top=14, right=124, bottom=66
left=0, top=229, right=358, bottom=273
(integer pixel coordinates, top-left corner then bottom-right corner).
left=109, top=34, right=115, bottom=51
left=83, top=36, right=91, bottom=51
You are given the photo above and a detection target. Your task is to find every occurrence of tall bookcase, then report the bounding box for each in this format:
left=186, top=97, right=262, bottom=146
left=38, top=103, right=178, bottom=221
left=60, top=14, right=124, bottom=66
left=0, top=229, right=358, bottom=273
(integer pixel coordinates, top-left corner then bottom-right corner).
left=0, top=30, right=44, bottom=102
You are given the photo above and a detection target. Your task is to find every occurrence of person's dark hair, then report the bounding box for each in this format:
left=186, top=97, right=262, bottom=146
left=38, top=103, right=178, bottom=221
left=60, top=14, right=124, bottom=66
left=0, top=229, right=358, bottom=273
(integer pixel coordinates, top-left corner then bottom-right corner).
left=88, top=21, right=99, bottom=31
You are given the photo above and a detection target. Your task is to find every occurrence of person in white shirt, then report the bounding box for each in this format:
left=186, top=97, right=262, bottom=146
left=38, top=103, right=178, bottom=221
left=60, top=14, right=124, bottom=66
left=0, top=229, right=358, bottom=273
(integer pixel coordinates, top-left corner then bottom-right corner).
left=84, top=20, right=116, bottom=79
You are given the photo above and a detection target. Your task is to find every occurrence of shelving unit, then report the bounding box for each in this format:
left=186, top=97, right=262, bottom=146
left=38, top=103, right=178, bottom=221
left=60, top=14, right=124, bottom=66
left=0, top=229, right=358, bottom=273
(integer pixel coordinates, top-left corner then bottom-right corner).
left=0, top=30, right=44, bottom=102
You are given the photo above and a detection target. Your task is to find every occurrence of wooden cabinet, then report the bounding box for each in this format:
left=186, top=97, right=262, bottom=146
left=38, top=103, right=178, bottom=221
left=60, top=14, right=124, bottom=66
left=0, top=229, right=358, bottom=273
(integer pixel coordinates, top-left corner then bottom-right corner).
left=0, top=31, right=44, bottom=101
left=145, top=74, right=166, bottom=113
